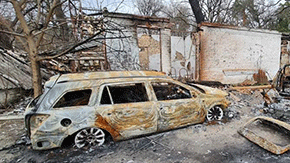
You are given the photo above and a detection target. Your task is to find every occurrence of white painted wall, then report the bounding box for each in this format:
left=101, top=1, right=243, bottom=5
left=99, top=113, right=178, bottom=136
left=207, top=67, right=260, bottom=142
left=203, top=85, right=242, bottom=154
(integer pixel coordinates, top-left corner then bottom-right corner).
left=171, top=35, right=195, bottom=79
left=105, top=17, right=140, bottom=70
left=144, top=34, right=195, bottom=78
left=199, top=26, right=281, bottom=84
left=160, top=29, right=172, bottom=75
left=105, top=18, right=172, bottom=74
left=149, top=35, right=160, bottom=71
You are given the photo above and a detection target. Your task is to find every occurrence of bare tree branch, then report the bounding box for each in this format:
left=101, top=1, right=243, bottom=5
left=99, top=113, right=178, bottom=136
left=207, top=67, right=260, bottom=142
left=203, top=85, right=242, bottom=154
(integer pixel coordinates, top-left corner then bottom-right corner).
left=11, top=4, right=37, bottom=28
left=114, top=0, right=125, bottom=12
left=38, top=29, right=105, bottom=60
left=10, top=0, right=31, bottom=34
left=0, top=30, right=25, bottom=37
left=33, top=22, right=67, bottom=36
left=135, top=0, right=164, bottom=16
left=36, top=0, right=66, bottom=48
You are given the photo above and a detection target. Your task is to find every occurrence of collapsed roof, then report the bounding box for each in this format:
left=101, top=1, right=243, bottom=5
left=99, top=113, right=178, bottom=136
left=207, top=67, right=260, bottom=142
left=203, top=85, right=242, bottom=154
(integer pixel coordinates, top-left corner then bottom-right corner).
left=0, top=48, right=32, bottom=90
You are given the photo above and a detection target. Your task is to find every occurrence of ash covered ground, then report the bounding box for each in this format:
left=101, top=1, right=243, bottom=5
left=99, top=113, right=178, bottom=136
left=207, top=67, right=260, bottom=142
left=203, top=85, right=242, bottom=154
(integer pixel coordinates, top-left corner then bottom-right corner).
left=1, top=88, right=290, bottom=163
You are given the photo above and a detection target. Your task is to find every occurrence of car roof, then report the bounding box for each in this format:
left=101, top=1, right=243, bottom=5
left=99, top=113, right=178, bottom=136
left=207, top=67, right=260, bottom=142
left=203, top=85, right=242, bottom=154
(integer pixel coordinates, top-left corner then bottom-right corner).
left=45, top=71, right=170, bottom=87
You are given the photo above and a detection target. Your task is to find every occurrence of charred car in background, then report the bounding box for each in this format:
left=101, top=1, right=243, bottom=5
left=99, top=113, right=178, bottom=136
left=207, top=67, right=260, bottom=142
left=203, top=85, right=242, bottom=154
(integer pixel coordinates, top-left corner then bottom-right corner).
left=25, top=71, right=230, bottom=150
left=273, top=64, right=290, bottom=96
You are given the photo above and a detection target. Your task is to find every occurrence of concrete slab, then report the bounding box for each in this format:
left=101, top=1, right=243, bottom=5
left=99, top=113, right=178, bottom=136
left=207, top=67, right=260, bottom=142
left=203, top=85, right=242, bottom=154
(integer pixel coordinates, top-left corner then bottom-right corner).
left=0, top=114, right=24, bottom=121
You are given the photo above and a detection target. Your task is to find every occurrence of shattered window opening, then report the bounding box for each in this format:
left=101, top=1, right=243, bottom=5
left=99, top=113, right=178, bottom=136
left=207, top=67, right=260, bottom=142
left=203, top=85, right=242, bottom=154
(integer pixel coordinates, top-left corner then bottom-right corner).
left=152, top=82, right=191, bottom=101
left=100, top=83, right=149, bottom=104
left=54, top=89, right=92, bottom=108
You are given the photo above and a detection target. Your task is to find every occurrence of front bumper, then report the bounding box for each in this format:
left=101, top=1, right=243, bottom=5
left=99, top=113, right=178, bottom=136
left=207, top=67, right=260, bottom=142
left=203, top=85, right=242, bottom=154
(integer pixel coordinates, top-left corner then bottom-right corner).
left=30, top=134, right=64, bottom=150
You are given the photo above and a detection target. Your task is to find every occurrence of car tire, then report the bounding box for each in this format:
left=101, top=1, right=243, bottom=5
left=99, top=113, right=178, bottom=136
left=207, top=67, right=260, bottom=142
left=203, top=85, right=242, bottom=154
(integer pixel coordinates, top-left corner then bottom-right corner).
left=206, top=106, right=223, bottom=121
left=74, top=127, right=106, bottom=149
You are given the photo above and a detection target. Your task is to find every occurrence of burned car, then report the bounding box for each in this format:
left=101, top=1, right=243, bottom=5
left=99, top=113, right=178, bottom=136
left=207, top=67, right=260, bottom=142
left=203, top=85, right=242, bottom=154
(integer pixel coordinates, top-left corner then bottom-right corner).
left=273, top=64, right=290, bottom=96
left=25, top=71, right=230, bottom=150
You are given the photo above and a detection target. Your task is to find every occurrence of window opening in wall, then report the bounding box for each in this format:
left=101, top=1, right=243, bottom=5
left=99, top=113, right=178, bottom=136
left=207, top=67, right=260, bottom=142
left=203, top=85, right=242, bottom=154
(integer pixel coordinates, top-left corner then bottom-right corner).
left=54, top=89, right=92, bottom=108
left=152, top=82, right=191, bottom=100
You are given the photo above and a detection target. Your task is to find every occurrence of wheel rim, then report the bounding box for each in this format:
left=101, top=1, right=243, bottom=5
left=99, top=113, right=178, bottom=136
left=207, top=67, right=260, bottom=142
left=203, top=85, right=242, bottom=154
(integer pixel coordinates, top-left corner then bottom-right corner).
left=74, top=128, right=105, bottom=148
left=207, top=106, right=223, bottom=121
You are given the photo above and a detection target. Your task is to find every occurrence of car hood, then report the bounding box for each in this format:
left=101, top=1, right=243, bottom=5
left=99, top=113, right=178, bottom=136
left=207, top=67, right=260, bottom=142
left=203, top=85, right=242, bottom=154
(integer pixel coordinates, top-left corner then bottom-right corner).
left=193, top=84, right=228, bottom=96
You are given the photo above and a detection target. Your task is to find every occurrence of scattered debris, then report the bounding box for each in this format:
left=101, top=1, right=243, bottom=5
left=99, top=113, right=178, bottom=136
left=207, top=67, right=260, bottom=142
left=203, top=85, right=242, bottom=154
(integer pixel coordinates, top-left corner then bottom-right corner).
left=0, top=96, right=32, bottom=119
left=253, top=69, right=269, bottom=85
left=263, top=89, right=280, bottom=106
left=15, top=134, right=31, bottom=146
left=238, top=116, right=290, bottom=155
left=0, top=48, right=52, bottom=108
left=2, top=78, right=290, bottom=161
left=240, top=79, right=257, bottom=86
left=265, top=99, right=290, bottom=121
left=192, top=124, right=207, bottom=133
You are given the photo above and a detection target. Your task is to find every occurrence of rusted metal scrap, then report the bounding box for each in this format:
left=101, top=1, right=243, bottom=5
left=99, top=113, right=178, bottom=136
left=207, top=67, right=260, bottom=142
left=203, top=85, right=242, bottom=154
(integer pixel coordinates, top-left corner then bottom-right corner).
left=272, top=64, right=290, bottom=96
left=238, top=116, right=290, bottom=154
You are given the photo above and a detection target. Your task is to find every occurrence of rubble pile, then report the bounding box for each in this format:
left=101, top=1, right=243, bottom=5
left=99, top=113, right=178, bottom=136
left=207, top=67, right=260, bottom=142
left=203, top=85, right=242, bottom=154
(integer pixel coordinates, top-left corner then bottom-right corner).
left=225, top=86, right=290, bottom=122
left=226, top=89, right=265, bottom=119
left=263, top=99, right=290, bottom=122
left=1, top=97, right=32, bottom=116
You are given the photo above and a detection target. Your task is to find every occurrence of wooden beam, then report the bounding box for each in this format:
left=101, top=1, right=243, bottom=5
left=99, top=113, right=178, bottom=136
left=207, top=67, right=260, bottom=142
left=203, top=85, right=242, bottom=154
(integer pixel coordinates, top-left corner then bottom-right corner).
left=229, top=85, right=273, bottom=90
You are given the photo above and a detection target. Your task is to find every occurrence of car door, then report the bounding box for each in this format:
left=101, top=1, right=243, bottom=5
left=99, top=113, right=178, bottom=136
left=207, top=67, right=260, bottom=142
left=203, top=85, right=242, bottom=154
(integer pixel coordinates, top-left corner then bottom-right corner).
left=47, top=89, right=96, bottom=136
left=150, top=81, right=204, bottom=131
left=96, top=82, right=158, bottom=139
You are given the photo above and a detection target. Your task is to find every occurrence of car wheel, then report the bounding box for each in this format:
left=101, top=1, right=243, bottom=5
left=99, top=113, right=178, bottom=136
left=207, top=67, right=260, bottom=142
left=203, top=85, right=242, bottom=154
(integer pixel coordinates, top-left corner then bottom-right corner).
left=206, top=106, right=223, bottom=121
left=74, top=127, right=106, bottom=148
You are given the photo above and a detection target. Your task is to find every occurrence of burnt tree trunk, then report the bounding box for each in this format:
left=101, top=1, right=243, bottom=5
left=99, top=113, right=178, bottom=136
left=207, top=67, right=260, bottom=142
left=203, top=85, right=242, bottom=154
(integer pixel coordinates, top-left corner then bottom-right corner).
left=11, top=0, right=43, bottom=97
left=28, top=36, right=42, bottom=97
left=30, top=58, right=42, bottom=97
left=189, top=0, right=205, bottom=24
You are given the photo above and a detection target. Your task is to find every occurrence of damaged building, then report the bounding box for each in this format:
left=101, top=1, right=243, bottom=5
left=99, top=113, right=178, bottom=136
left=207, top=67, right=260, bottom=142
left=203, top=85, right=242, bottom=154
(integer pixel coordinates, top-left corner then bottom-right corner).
left=0, top=11, right=288, bottom=107
left=196, top=22, right=281, bottom=84
left=3, top=9, right=290, bottom=161
left=137, top=22, right=282, bottom=84
left=59, top=12, right=172, bottom=74
left=0, top=49, right=53, bottom=108
left=47, top=12, right=284, bottom=86
left=0, top=49, right=33, bottom=107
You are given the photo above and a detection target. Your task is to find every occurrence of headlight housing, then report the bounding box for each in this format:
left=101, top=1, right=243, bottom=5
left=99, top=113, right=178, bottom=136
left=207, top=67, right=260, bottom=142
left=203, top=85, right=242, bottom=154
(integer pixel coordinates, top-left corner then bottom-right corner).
left=30, top=114, right=50, bottom=136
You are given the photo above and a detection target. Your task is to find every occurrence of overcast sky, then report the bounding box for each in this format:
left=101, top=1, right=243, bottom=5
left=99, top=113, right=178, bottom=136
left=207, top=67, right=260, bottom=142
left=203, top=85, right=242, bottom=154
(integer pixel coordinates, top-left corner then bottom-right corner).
left=81, top=0, right=287, bottom=15
left=81, top=0, right=135, bottom=13
left=81, top=0, right=190, bottom=14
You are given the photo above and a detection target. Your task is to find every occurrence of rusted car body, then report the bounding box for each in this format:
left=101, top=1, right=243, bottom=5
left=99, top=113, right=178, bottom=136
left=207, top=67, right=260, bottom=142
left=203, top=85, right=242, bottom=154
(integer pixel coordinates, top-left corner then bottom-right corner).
left=25, top=71, right=230, bottom=150
left=239, top=116, right=290, bottom=155
left=273, top=64, right=290, bottom=96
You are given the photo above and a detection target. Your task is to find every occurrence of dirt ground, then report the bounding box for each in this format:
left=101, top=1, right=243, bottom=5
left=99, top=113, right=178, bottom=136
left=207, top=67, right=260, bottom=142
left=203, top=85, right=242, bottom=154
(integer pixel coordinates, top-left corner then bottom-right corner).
left=1, top=90, right=290, bottom=163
